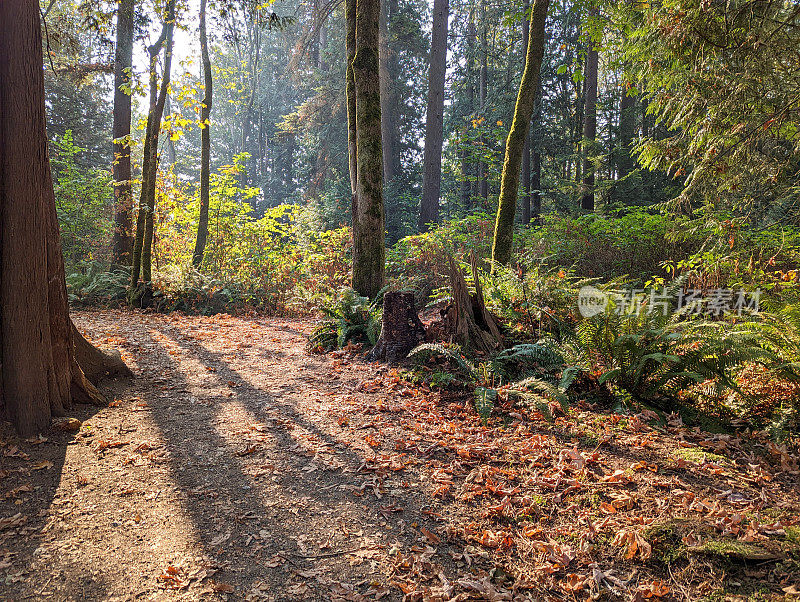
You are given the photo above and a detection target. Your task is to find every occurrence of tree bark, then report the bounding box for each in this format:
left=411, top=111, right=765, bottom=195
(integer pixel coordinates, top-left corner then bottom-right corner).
left=490, top=0, right=550, bottom=267
left=580, top=46, right=598, bottom=211
left=418, top=0, right=450, bottom=232
left=112, top=0, right=135, bottom=266
left=478, top=0, right=489, bottom=203
left=351, top=0, right=386, bottom=299
left=192, top=0, right=213, bottom=268
left=367, top=292, right=426, bottom=362
left=532, top=147, right=542, bottom=221
left=618, top=80, right=636, bottom=179
left=520, top=1, right=531, bottom=224
left=130, top=0, right=176, bottom=294
left=461, top=10, right=477, bottom=210
left=0, top=0, right=128, bottom=436
left=346, top=0, right=358, bottom=198
left=444, top=257, right=504, bottom=353
left=378, top=0, right=398, bottom=186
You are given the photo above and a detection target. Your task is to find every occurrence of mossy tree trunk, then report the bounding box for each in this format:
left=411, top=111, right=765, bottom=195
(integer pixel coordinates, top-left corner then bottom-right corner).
left=350, top=0, right=386, bottom=299
left=490, top=0, right=550, bottom=267
left=192, top=0, right=213, bottom=268
left=130, top=0, right=175, bottom=295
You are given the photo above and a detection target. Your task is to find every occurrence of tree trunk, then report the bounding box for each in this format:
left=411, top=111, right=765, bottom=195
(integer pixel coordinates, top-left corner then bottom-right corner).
left=418, top=0, right=450, bottom=232
left=478, top=0, right=489, bottom=203
left=367, top=292, right=426, bottom=362
left=444, top=257, right=504, bottom=353
left=112, top=0, right=135, bottom=266
left=618, top=80, right=636, bottom=179
left=130, top=0, right=176, bottom=295
left=532, top=147, right=542, bottom=221
left=379, top=0, right=398, bottom=187
left=490, top=0, right=550, bottom=267
left=0, top=0, right=128, bottom=436
left=71, top=323, right=133, bottom=382
left=461, top=10, right=477, bottom=210
left=580, top=46, right=598, bottom=211
left=192, top=0, right=213, bottom=268
left=520, top=1, right=531, bottom=224
left=351, top=0, right=386, bottom=299
left=346, top=0, right=358, bottom=198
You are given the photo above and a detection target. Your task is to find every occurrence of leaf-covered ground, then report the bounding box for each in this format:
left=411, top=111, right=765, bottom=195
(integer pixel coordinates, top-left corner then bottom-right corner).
left=1, top=309, right=799, bottom=601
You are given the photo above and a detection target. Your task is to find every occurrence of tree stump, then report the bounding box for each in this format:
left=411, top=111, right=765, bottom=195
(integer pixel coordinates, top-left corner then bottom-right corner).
left=367, top=291, right=426, bottom=362
left=442, top=256, right=505, bottom=353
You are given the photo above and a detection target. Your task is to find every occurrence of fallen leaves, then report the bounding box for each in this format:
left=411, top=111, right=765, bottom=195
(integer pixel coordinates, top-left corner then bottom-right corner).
left=637, top=579, right=671, bottom=598
left=158, top=565, right=189, bottom=590
left=0, top=513, right=27, bottom=530
left=612, top=528, right=652, bottom=560
left=52, top=417, right=82, bottom=431
left=94, top=439, right=128, bottom=452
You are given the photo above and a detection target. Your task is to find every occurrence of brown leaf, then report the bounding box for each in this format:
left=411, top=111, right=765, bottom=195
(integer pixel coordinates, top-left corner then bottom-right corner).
left=420, top=526, right=440, bottom=544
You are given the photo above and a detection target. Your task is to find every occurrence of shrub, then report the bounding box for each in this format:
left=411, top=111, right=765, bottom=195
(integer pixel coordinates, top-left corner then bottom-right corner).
left=307, top=287, right=385, bottom=352
left=51, top=131, right=113, bottom=269
left=516, top=208, right=695, bottom=283
left=66, top=260, right=129, bottom=306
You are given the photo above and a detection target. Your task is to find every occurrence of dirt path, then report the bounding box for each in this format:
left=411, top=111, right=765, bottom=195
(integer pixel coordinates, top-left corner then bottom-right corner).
left=2, top=310, right=799, bottom=601
left=2, top=310, right=463, bottom=601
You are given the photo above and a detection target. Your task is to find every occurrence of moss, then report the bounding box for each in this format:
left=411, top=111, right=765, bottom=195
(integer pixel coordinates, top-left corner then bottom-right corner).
left=671, top=446, right=729, bottom=464
left=644, top=520, right=691, bottom=564
left=786, top=526, right=800, bottom=545
left=697, top=540, right=776, bottom=560
left=530, top=493, right=546, bottom=507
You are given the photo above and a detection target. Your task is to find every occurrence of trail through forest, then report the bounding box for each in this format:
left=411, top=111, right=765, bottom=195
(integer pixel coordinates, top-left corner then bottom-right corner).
left=2, top=310, right=799, bottom=601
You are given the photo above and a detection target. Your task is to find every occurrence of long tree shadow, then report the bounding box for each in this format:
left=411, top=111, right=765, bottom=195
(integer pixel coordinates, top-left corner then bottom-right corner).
left=123, top=320, right=471, bottom=599
left=0, top=375, right=126, bottom=599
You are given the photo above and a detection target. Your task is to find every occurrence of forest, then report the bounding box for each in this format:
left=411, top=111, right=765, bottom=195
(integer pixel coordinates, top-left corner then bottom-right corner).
left=1, top=0, right=800, bottom=599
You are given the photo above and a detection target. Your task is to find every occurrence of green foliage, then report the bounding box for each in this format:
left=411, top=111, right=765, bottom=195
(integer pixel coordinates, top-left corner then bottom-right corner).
left=489, top=342, right=567, bottom=381
left=516, top=209, right=696, bottom=283
left=409, top=341, right=580, bottom=422
left=626, top=0, right=800, bottom=221
left=66, top=261, right=129, bottom=306
left=307, top=287, right=385, bottom=352
left=386, top=213, right=495, bottom=304
left=481, top=261, right=597, bottom=340
left=408, top=343, right=478, bottom=380
left=662, top=210, right=800, bottom=291
left=573, top=292, right=768, bottom=406
left=153, top=157, right=351, bottom=314
left=473, top=387, right=498, bottom=424
left=51, top=131, right=113, bottom=269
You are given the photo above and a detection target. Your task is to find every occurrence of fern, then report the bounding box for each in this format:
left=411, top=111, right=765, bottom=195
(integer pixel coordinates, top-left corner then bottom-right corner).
left=473, top=387, right=497, bottom=424
left=308, top=287, right=385, bottom=351
left=573, top=292, right=771, bottom=406
left=408, top=343, right=477, bottom=380
left=66, top=261, right=129, bottom=305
